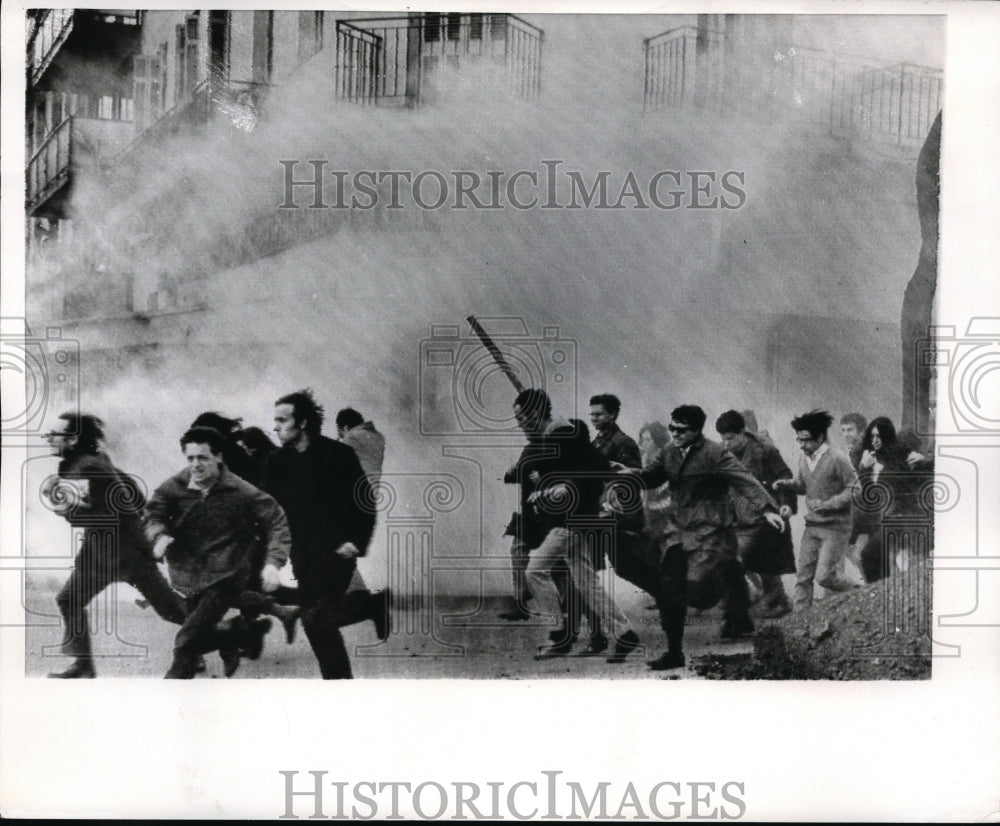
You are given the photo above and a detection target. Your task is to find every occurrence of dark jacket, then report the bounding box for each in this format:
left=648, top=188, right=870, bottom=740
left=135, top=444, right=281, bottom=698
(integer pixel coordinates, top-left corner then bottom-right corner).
left=144, top=466, right=290, bottom=596
left=503, top=418, right=568, bottom=549
left=592, top=424, right=642, bottom=469
left=727, top=432, right=797, bottom=527
left=852, top=447, right=934, bottom=538
left=261, top=435, right=376, bottom=571
left=527, top=421, right=611, bottom=534
left=639, top=434, right=777, bottom=551
left=54, top=450, right=151, bottom=560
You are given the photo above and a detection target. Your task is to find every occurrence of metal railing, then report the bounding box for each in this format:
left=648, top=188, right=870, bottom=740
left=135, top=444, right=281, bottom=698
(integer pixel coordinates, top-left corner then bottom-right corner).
left=26, top=116, right=73, bottom=215
left=643, top=28, right=942, bottom=147
left=335, top=13, right=543, bottom=105
left=28, top=9, right=74, bottom=85
left=28, top=10, right=140, bottom=86
left=843, top=61, right=942, bottom=144
left=643, top=26, right=696, bottom=110
left=764, top=46, right=943, bottom=144
left=124, top=74, right=271, bottom=157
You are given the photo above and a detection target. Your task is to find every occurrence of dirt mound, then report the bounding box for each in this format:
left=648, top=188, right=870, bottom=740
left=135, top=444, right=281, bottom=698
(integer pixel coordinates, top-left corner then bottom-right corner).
left=693, top=557, right=932, bottom=680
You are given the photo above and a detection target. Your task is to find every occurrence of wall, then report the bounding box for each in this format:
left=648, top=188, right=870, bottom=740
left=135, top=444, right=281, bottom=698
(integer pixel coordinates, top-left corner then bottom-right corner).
left=26, top=14, right=942, bottom=595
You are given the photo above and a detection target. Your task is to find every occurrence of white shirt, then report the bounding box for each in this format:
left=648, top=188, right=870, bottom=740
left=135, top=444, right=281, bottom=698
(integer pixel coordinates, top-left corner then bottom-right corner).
left=803, top=442, right=829, bottom=473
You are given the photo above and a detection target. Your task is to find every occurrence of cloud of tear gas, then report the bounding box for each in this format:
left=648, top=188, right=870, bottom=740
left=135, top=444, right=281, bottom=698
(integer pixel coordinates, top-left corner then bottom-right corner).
left=28, top=14, right=943, bottom=590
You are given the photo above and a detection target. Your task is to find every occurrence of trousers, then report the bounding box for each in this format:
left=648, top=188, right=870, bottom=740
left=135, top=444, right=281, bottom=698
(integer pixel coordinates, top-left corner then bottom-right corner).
left=166, top=578, right=248, bottom=678
left=794, top=523, right=855, bottom=610
left=57, top=530, right=186, bottom=661
left=525, top=527, right=631, bottom=641
left=296, top=556, right=358, bottom=679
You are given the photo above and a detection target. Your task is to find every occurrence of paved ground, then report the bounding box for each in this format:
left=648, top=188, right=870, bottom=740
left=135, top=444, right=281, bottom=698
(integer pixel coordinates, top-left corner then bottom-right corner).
left=23, top=573, right=772, bottom=680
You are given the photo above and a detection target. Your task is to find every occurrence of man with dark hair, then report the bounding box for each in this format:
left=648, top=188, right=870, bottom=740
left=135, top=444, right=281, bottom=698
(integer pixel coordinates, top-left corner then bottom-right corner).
left=715, top=409, right=796, bottom=619
left=334, top=406, right=391, bottom=640
left=774, top=410, right=859, bottom=611
left=839, top=412, right=868, bottom=471
left=336, top=408, right=385, bottom=485
left=189, top=412, right=298, bottom=651
left=589, top=394, right=642, bottom=469
left=42, top=412, right=187, bottom=678
left=145, top=426, right=291, bottom=678
left=519, top=407, right=640, bottom=663
left=334, top=407, right=363, bottom=435
left=621, top=404, right=784, bottom=670
left=262, top=389, right=378, bottom=679
left=238, top=404, right=392, bottom=647
left=498, top=388, right=555, bottom=622
left=574, top=392, right=643, bottom=653
left=190, top=411, right=257, bottom=484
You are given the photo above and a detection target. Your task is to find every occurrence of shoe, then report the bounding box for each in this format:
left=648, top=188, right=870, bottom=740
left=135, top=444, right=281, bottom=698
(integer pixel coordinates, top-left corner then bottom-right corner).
left=194, top=655, right=207, bottom=674
left=720, top=617, right=755, bottom=640
left=548, top=627, right=579, bottom=645
left=535, top=638, right=575, bottom=660
left=605, top=629, right=640, bottom=664
left=647, top=651, right=686, bottom=671
left=760, top=601, right=792, bottom=619
left=498, top=608, right=531, bottom=621
left=244, top=618, right=272, bottom=661
left=220, top=644, right=241, bottom=678
left=48, top=660, right=96, bottom=679
left=576, top=633, right=609, bottom=656
left=372, top=590, right=392, bottom=641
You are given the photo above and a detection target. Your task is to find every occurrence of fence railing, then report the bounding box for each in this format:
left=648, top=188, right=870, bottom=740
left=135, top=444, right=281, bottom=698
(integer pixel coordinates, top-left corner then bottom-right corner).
left=643, top=26, right=695, bottom=110
left=29, top=9, right=74, bottom=85
left=643, top=28, right=942, bottom=147
left=29, top=10, right=139, bottom=87
left=26, top=116, right=73, bottom=215
left=335, top=13, right=543, bottom=105
left=123, top=74, right=271, bottom=157
left=764, top=46, right=943, bottom=145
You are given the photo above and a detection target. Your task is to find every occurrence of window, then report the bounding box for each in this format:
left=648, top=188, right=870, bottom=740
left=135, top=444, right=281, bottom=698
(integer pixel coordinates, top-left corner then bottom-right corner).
left=490, top=14, right=507, bottom=41
left=298, top=10, right=324, bottom=63
left=209, top=10, right=230, bottom=80
left=184, top=13, right=201, bottom=93
left=469, top=14, right=483, bottom=40
left=423, top=13, right=442, bottom=43
left=252, top=11, right=274, bottom=84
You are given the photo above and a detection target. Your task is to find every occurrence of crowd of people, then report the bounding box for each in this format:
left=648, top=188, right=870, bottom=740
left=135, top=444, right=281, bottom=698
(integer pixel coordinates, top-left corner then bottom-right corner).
left=39, top=384, right=934, bottom=679
left=41, top=391, right=390, bottom=679
left=498, top=392, right=935, bottom=671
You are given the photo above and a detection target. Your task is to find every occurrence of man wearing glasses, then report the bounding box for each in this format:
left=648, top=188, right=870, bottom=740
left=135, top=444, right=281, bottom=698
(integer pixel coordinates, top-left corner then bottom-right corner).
left=619, top=405, right=784, bottom=671
left=42, top=412, right=187, bottom=678
left=773, top=410, right=859, bottom=611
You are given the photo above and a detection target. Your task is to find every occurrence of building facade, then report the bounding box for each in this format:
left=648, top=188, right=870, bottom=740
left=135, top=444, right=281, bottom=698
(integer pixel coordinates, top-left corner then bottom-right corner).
left=24, top=11, right=941, bottom=452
